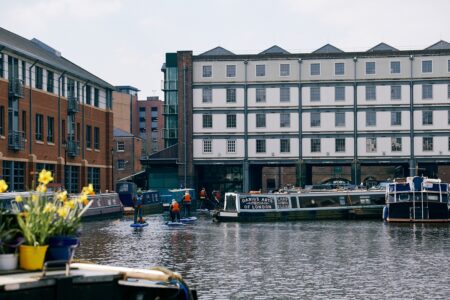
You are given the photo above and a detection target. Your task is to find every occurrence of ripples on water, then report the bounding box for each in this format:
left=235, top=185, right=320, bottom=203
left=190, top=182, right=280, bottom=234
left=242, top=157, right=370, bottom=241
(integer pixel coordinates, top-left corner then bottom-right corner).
left=76, top=214, right=450, bottom=299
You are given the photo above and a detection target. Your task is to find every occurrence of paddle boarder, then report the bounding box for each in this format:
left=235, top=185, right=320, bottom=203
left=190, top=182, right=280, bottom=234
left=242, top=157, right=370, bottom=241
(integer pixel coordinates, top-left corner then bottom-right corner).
left=182, top=192, right=191, bottom=217
left=169, top=199, right=181, bottom=222
left=133, top=189, right=144, bottom=224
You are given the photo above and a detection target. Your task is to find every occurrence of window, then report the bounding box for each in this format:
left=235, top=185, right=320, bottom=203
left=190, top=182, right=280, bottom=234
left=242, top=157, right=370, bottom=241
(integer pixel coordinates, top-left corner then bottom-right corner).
left=366, top=86, right=376, bottom=100
left=280, top=64, right=290, bottom=76
left=61, top=76, right=65, bottom=97
left=391, top=85, right=401, bottom=100
left=226, top=88, right=236, bottom=103
left=366, top=137, right=377, bottom=152
left=35, top=114, right=43, bottom=141
left=94, top=127, right=100, bottom=149
left=47, top=70, right=54, bottom=93
left=280, top=87, right=290, bottom=102
left=366, top=62, right=375, bottom=74
left=335, top=63, right=344, bottom=75
left=256, top=88, right=266, bottom=102
left=0, top=54, right=3, bottom=78
left=86, top=125, right=92, bottom=148
left=422, top=60, right=432, bottom=73
left=280, top=113, right=290, bottom=128
left=139, top=107, right=146, bottom=112
left=22, top=61, right=26, bottom=83
left=448, top=60, right=450, bottom=72
left=280, top=139, right=290, bottom=153
left=391, top=137, right=402, bottom=152
left=202, top=114, right=213, bottom=128
left=94, top=88, right=99, bottom=107
left=87, top=167, right=100, bottom=192
left=335, top=86, right=345, bottom=101
left=448, top=84, right=450, bottom=99
left=335, top=112, right=345, bottom=127
left=390, top=61, right=401, bottom=74
left=2, top=161, right=25, bottom=191
left=391, top=111, right=402, bottom=126
left=226, top=114, right=236, bottom=128
left=310, top=63, right=320, bottom=75
left=448, top=137, right=450, bottom=151
left=366, top=111, right=376, bottom=126
left=256, top=139, right=266, bottom=153
left=311, top=112, right=320, bottom=127
left=117, top=159, right=125, bottom=170
left=227, top=140, right=236, bottom=153
left=226, top=65, right=236, bottom=77
left=310, top=87, right=321, bottom=101
left=202, top=88, right=212, bottom=103
left=422, top=110, right=433, bottom=125
left=311, top=139, right=321, bottom=152
left=0, top=106, right=4, bottom=135
left=423, top=137, right=433, bottom=151
left=422, top=84, right=433, bottom=99
left=22, top=111, right=26, bottom=136
left=335, top=138, right=345, bottom=152
left=203, top=139, right=212, bottom=153
left=448, top=111, right=450, bottom=125
left=202, top=65, right=212, bottom=77
left=256, top=64, right=265, bottom=77
left=35, top=66, right=43, bottom=89
left=47, top=116, right=54, bottom=143
left=256, top=113, right=266, bottom=128
left=86, top=85, right=91, bottom=105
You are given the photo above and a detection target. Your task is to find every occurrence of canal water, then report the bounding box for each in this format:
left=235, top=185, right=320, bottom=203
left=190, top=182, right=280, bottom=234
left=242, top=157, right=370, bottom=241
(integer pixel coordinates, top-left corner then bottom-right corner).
left=76, top=214, right=450, bottom=299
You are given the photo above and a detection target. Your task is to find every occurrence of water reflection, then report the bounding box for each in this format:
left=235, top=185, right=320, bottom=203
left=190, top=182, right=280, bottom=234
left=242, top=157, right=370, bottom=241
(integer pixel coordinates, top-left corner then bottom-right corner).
left=76, top=215, right=450, bottom=299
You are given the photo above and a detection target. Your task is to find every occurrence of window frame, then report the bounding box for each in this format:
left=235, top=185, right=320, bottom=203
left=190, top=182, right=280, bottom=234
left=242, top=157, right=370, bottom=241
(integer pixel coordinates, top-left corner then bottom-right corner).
left=366, top=137, right=377, bottom=153
left=335, top=62, right=345, bottom=75
left=335, top=112, right=345, bottom=127
left=255, top=88, right=266, bottom=103
left=203, top=139, right=212, bottom=153
left=391, top=111, right=402, bottom=126
left=117, top=141, right=125, bottom=152
left=226, top=88, right=236, bottom=103
left=423, top=137, right=433, bottom=151
left=366, top=111, right=376, bottom=127
left=202, top=88, right=212, bottom=103
left=421, top=60, right=432, bottom=73
left=202, top=65, right=212, bottom=78
left=335, top=86, right=345, bottom=101
left=280, top=64, right=290, bottom=76
left=365, top=61, right=376, bottom=75
left=256, top=139, right=266, bottom=153
left=311, top=138, right=321, bottom=153
left=390, top=61, right=401, bottom=74
left=422, top=84, right=433, bottom=99
left=47, top=116, right=54, bottom=143
left=310, top=63, right=320, bottom=76
left=311, top=112, right=321, bottom=127
left=280, top=138, right=290, bottom=153
left=391, top=137, right=402, bottom=152
left=280, top=87, right=290, bottom=102
left=366, top=86, right=376, bottom=101
left=335, top=138, right=345, bottom=152
left=256, top=113, right=266, bottom=128
left=391, top=85, right=402, bottom=100
left=256, top=64, right=266, bottom=77
left=226, top=65, right=236, bottom=78
left=226, top=139, right=236, bottom=153
left=226, top=114, right=237, bottom=128
left=422, top=110, right=433, bottom=125
left=310, top=86, right=321, bottom=102
left=202, top=114, right=213, bottom=128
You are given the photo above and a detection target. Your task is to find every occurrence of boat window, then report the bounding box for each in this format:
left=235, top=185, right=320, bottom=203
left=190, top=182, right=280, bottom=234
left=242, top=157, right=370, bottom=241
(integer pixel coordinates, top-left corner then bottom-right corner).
left=290, top=196, right=298, bottom=208
left=360, top=196, right=371, bottom=205
left=225, top=194, right=237, bottom=211
left=277, top=197, right=290, bottom=209
left=399, top=194, right=410, bottom=201
left=339, top=196, right=346, bottom=206
left=427, top=194, right=439, bottom=201
left=372, top=195, right=385, bottom=205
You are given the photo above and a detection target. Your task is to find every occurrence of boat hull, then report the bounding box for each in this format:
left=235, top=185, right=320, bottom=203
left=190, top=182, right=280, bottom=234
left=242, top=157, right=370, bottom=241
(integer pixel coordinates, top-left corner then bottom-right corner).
left=386, top=202, right=450, bottom=223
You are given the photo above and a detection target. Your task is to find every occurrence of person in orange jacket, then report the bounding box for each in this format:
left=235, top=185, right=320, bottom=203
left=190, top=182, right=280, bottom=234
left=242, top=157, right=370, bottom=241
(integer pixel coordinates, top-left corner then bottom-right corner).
left=182, top=192, right=191, bottom=217
left=199, top=187, right=207, bottom=209
left=169, top=199, right=180, bottom=222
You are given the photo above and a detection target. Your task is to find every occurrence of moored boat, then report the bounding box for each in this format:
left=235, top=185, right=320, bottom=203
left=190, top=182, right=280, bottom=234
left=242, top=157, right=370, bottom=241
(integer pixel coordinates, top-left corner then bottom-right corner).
left=383, top=176, right=450, bottom=222
left=213, top=189, right=386, bottom=222
left=116, top=182, right=163, bottom=214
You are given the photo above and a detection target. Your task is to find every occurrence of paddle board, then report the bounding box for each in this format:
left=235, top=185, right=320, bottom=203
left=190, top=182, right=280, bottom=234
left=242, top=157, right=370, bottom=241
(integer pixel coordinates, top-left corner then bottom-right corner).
left=130, top=222, right=149, bottom=228
left=180, top=216, right=198, bottom=223
left=165, top=221, right=186, bottom=227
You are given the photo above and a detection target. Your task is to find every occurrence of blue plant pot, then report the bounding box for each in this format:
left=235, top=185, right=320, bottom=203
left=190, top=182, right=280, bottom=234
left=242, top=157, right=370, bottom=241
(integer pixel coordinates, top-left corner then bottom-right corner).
left=46, top=236, right=79, bottom=261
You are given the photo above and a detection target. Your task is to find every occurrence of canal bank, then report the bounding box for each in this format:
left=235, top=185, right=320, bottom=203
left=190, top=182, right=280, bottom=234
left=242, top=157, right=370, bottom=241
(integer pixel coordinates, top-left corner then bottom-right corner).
left=76, top=214, right=450, bottom=299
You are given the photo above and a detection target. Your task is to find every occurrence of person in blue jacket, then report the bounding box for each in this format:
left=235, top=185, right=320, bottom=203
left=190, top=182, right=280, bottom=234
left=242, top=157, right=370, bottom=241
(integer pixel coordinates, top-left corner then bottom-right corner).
left=133, top=189, right=145, bottom=224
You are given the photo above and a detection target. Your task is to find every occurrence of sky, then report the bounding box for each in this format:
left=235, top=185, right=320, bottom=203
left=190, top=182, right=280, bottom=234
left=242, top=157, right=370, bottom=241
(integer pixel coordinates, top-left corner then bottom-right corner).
left=0, top=0, right=449, bottom=100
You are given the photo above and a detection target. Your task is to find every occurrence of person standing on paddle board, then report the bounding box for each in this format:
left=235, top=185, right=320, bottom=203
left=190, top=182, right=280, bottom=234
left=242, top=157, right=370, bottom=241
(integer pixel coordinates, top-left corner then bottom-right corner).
left=182, top=192, right=191, bottom=217
left=169, top=199, right=181, bottom=222
left=199, top=187, right=207, bottom=209
left=133, top=189, right=144, bottom=224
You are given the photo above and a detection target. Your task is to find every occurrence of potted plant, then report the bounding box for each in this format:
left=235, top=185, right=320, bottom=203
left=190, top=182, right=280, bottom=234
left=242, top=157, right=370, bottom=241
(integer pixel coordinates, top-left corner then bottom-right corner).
left=0, top=211, right=23, bottom=271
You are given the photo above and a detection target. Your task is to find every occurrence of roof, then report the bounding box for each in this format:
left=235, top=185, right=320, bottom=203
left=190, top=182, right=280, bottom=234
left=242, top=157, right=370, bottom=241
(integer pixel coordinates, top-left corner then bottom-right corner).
left=313, top=44, right=344, bottom=54
left=0, top=27, right=114, bottom=89
left=199, top=46, right=235, bottom=56
left=259, top=45, right=290, bottom=55
left=367, top=42, right=399, bottom=52
left=115, top=85, right=140, bottom=92
left=117, top=170, right=145, bottom=182
left=425, top=40, right=450, bottom=50
left=141, top=144, right=178, bottom=165
left=113, top=128, right=134, bottom=138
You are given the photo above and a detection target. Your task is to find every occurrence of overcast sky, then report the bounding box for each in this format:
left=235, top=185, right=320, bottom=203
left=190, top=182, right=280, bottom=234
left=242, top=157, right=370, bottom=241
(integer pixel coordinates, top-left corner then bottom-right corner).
left=0, top=0, right=449, bottom=99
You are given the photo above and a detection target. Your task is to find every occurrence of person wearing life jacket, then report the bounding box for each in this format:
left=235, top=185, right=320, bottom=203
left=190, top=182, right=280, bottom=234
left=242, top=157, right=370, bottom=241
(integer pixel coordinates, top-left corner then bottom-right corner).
left=169, top=199, right=180, bottom=222
left=133, top=189, right=145, bottom=224
left=199, top=187, right=207, bottom=209
left=182, top=192, right=192, bottom=217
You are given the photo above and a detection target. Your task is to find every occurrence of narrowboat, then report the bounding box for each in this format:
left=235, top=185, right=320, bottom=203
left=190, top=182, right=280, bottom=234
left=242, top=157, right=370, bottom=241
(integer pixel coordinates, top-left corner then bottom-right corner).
left=212, top=189, right=386, bottom=222
left=383, top=176, right=450, bottom=222
left=116, top=182, right=163, bottom=214
left=160, top=188, right=196, bottom=211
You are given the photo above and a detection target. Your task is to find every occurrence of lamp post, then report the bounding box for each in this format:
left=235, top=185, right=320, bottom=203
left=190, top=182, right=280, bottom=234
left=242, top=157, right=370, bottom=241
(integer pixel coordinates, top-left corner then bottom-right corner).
left=111, top=147, right=114, bottom=191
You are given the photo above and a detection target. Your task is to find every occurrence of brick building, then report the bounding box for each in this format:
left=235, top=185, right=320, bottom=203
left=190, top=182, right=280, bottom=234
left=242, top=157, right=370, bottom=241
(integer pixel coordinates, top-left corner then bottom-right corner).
left=0, top=27, right=114, bottom=193
left=113, top=86, right=139, bottom=136
left=138, top=96, right=164, bottom=156
left=113, top=128, right=142, bottom=184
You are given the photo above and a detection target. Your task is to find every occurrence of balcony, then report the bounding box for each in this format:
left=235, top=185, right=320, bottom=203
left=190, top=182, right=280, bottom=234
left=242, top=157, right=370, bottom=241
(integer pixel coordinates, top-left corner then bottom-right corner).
left=163, top=104, right=178, bottom=115
left=8, top=130, right=25, bottom=151
left=8, top=78, right=24, bottom=98
left=163, top=128, right=178, bottom=139
left=66, top=135, right=80, bottom=157
left=67, top=94, right=79, bottom=113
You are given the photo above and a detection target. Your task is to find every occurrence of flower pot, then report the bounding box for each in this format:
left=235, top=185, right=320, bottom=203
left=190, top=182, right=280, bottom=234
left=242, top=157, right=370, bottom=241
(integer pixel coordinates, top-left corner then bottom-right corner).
left=0, top=253, right=18, bottom=271
left=46, top=236, right=79, bottom=261
left=19, top=245, right=48, bottom=270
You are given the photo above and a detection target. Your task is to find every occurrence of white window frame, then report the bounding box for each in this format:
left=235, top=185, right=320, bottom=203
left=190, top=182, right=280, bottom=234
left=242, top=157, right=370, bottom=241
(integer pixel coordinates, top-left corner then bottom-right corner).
left=280, top=87, right=290, bottom=102
left=227, top=139, right=236, bottom=153
left=256, top=64, right=266, bottom=77
left=335, top=138, right=345, bottom=152
left=334, top=62, right=345, bottom=76
left=335, top=112, right=345, bottom=127
left=421, top=60, right=433, bottom=73
left=203, top=139, right=212, bottom=153
left=365, top=62, right=376, bottom=75
left=202, top=65, right=212, bottom=78
left=366, top=137, right=377, bottom=153
left=391, top=137, right=402, bottom=152
left=423, top=137, right=433, bottom=151
left=310, top=63, right=321, bottom=76
left=280, top=64, right=290, bottom=77
left=390, top=61, right=401, bottom=74
left=116, top=141, right=125, bottom=152
left=280, top=139, right=290, bottom=153
left=226, top=65, right=236, bottom=78
left=202, top=88, right=212, bottom=103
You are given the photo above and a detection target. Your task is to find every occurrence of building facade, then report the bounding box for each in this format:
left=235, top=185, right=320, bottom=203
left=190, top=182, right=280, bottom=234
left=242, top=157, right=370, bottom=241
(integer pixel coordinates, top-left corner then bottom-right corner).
left=162, top=41, right=450, bottom=193
left=113, top=128, right=142, bottom=184
left=113, top=86, right=139, bottom=136
left=137, top=96, right=164, bottom=156
left=0, top=27, right=114, bottom=193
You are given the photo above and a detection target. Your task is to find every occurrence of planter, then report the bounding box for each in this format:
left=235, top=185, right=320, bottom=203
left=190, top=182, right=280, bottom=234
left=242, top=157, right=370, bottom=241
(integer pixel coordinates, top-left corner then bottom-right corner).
left=0, top=253, right=18, bottom=271
left=46, top=236, right=79, bottom=261
left=19, top=245, right=48, bottom=270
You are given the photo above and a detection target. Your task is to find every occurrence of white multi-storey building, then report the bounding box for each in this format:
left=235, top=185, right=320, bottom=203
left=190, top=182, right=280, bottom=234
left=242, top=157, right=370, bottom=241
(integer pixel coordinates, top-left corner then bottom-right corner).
left=158, top=42, right=450, bottom=193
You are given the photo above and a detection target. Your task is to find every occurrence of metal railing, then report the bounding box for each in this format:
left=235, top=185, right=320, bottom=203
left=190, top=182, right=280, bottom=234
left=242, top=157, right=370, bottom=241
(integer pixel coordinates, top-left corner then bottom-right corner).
left=8, top=78, right=24, bottom=98
left=67, top=93, right=79, bottom=113
left=8, top=130, right=25, bottom=151
left=66, top=135, right=80, bottom=157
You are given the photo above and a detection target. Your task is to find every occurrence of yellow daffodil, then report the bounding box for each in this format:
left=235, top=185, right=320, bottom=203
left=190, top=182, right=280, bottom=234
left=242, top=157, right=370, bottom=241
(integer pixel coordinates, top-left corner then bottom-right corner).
left=0, top=179, right=8, bottom=193
left=56, top=191, right=68, bottom=202
left=31, top=194, right=39, bottom=202
left=78, top=193, right=89, bottom=206
left=82, top=184, right=95, bottom=196
left=15, top=195, right=23, bottom=202
left=36, top=184, right=47, bottom=193
left=19, top=211, right=29, bottom=218
left=43, top=203, right=56, bottom=213
left=64, top=200, right=75, bottom=209
left=57, top=207, right=69, bottom=218
left=38, top=169, right=53, bottom=185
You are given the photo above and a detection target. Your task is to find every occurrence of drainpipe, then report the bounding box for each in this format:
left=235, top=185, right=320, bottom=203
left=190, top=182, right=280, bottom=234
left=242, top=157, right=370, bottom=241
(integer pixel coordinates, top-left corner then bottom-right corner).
left=57, top=71, right=66, bottom=158
left=353, top=56, right=358, bottom=185
left=183, top=65, right=187, bottom=188
left=29, top=60, right=38, bottom=154
left=409, top=55, right=415, bottom=176
left=243, top=60, right=249, bottom=192
left=297, top=58, right=303, bottom=187
left=82, top=81, right=89, bottom=160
